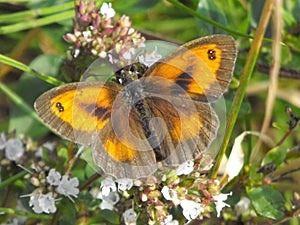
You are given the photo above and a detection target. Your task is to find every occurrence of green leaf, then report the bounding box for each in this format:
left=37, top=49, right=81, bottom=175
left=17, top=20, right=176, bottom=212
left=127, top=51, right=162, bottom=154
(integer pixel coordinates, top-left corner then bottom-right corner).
left=28, top=0, right=73, bottom=9
left=282, top=8, right=297, bottom=27
left=248, top=186, right=286, bottom=220
left=289, top=0, right=300, bottom=21
left=262, top=146, right=286, bottom=167
left=100, top=209, right=120, bottom=224
left=88, top=209, right=120, bottom=225
left=81, top=147, right=99, bottom=172
left=115, top=0, right=160, bottom=15
left=58, top=198, right=77, bottom=225
left=56, top=144, right=69, bottom=164
left=249, top=0, right=272, bottom=38
left=196, top=0, right=228, bottom=35
left=8, top=54, right=63, bottom=139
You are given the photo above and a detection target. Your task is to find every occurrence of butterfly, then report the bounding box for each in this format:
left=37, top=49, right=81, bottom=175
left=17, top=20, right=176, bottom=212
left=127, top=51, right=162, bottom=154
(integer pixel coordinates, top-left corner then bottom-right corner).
left=34, top=35, right=237, bottom=179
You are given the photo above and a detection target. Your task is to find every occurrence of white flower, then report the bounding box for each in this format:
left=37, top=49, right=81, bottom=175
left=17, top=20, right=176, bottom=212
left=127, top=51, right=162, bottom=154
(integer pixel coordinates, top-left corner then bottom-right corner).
left=235, top=197, right=251, bottom=217
left=36, top=141, right=55, bottom=157
left=100, top=176, right=116, bottom=196
left=213, top=192, right=232, bottom=217
left=4, top=138, right=24, bottom=161
left=123, top=208, right=138, bottom=225
left=73, top=49, right=80, bottom=58
left=161, top=186, right=177, bottom=200
left=0, top=132, right=6, bottom=150
left=116, top=178, right=133, bottom=191
left=42, top=141, right=55, bottom=151
left=99, top=51, right=107, bottom=58
left=29, top=190, right=43, bottom=214
left=38, top=193, right=57, bottom=214
left=82, top=30, right=92, bottom=38
left=99, top=191, right=120, bottom=210
left=99, top=199, right=115, bottom=210
left=100, top=2, right=115, bottom=19
left=223, top=131, right=273, bottom=181
left=56, top=175, right=79, bottom=199
left=122, top=51, right=133, bottom=61
left=176, top=160, right=194, bottom=176
left=138, top=46, right=162, bottom=67
left=133, top=179, right=143, bottom=187
left=162, top=215, right=179, bottom=225
left=180, top=199, right=203, bottom=221
left=46, top=169, right=61, bottom=186
left=224, top=133, right=245, bottom=181
left=161, top=186, right=180, bottom=205
left=29, top=190, right=56, bottom=214
left=90, top=187, right=102, bottom=199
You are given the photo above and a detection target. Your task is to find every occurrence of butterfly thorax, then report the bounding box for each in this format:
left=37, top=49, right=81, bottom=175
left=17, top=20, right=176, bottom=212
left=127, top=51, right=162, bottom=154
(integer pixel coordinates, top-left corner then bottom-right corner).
left=118, top=63, right=166, bottom=161
left=115, top=62, right=148, bottom=86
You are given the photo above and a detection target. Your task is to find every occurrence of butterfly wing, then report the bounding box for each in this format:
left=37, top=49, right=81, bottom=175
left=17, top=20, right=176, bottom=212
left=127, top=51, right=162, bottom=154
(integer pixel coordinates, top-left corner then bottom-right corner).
left=142, top=95, right=219, bottom=166
left=144, top=35, right=237, bottom=102
left=34, top=82, right=122, bottom=146
left=90, top=86, right=219, bottom=179
left=92, top=98, right=158, bottom=178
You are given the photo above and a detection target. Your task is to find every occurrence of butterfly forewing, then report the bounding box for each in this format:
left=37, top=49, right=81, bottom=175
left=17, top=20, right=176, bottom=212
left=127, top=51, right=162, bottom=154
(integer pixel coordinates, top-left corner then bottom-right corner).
left=144, top=35, right=237, bottom=102
left=34, top=82, right=121, bottom=146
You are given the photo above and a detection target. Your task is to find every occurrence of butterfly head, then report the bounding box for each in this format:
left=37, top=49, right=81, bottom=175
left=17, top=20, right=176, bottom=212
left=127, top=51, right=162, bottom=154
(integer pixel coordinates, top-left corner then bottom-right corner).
left=115, top=62, right=148, bottom=85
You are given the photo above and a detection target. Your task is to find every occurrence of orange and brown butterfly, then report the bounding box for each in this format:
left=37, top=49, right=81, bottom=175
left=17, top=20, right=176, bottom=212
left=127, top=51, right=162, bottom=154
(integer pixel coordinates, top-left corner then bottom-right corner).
left=34, top=35, right=237, bottom=179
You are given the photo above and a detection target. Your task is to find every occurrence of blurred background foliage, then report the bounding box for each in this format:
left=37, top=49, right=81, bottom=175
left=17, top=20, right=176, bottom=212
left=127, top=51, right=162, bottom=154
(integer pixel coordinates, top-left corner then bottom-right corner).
left=0, top=0, right=300, bottom=224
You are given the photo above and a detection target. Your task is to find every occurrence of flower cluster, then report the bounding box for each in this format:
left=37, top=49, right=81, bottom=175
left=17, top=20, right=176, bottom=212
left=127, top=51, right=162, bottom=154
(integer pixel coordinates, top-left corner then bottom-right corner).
left=139, top=156, right=222, bottom=224
left=0, top=132, right=80, bottom=214
left=64, top=1, right=145, bottom=68
left=0, top=132, right=56, bottom=165
left=0, top=132, right=81, bottom=217
left=0, top=132, right=24, bottom=162
left=91, top=176, right=133, bottom=211
left=91, top=154, right=231, bottom=224
left=26, top=168, right=79, bottom=214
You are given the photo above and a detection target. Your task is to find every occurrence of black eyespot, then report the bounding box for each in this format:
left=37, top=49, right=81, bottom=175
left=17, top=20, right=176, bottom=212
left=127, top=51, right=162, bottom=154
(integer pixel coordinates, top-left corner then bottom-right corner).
left=56, top=102, right=64, bottom=112
left=207, top=49, right=216, bottom=60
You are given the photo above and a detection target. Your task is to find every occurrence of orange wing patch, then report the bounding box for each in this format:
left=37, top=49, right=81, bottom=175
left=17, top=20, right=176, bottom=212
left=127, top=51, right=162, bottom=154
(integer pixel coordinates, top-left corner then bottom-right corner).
left=144, top=35, right=236, bottom=102
left=104, top=137, right=137, bottom=162
left=146, top=50, right=215, bottom=96
left=191, top=43, right=221, bottom=75
left=144, top=96, right=218, bottom=165
left=34, top=82, right=121, bottom=145
left=50, top=85, right=117, bottom=132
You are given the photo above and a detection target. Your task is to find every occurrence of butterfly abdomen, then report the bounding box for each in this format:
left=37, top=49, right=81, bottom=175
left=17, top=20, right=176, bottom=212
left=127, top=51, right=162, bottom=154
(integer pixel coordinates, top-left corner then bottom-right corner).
left=134, top=99, right=165, bottom=161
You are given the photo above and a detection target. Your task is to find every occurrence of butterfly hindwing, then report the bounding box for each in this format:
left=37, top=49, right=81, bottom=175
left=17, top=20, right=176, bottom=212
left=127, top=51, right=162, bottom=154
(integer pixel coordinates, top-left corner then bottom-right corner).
left=142, top=95, right=219, bottom=166
left=92, top=102, right=158, bottom=178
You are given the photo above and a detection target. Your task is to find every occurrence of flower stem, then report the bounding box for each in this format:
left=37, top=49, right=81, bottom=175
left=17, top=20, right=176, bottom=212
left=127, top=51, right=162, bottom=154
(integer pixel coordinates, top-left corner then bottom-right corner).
left=0, top=207, right=50, bottom=219
left=0, top=54, right=64, bottom=86
left=210, top=0, right=274, bottom=179
left=0, top=171, right=28, bottom=189
left=167, top=0, right=252, bottom=38
left=0, top=82, right=42, bottom=125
